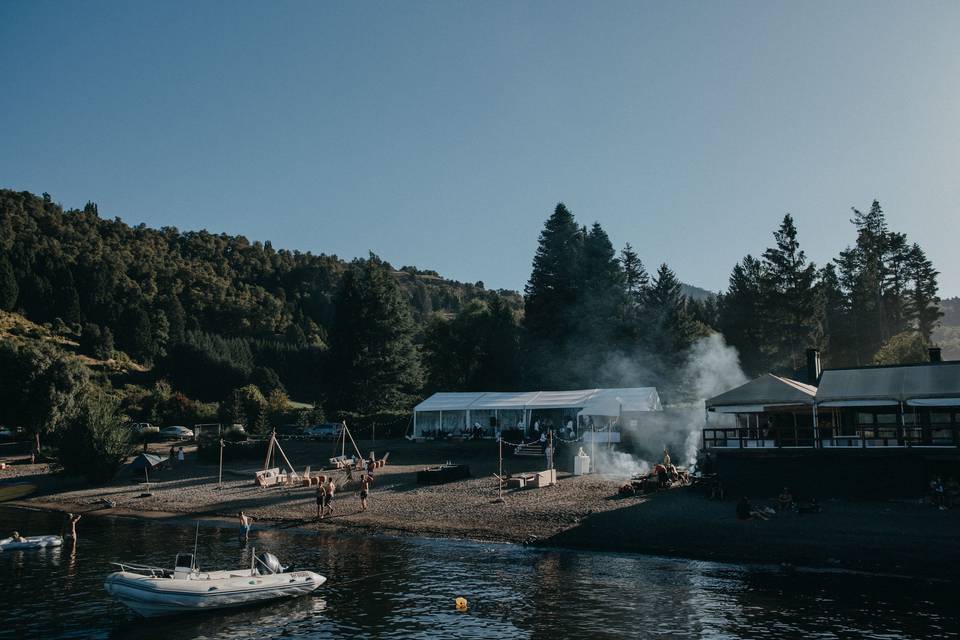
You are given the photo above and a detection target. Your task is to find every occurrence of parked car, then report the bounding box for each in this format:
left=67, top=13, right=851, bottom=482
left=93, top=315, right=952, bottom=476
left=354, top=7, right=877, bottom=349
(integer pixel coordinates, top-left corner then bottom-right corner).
left=129, top=422, right=154, bottom=434
left=159, top=425, right=194, bottom=440
left=0, top=427, right=13, bottom=441
left=304, top=423, right=340, bottom=440
left=276, top=424, right=305, bottom=437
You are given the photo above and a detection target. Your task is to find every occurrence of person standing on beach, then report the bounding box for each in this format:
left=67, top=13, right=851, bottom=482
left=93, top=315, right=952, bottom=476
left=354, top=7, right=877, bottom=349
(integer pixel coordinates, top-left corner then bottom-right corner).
left=359, top=473, right=371, bottom=511
left=177, top=447, right=185, bottom=463
left=324, top=478, right=337, bottom=517
left=316, top=478, right=327, bottom=519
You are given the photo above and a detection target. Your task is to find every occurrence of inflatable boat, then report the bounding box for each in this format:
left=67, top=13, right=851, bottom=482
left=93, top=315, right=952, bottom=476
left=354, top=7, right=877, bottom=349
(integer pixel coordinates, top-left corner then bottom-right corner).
left=0, top=535, right=63, bottom=551
left=104, top=550, right=325, bottom=617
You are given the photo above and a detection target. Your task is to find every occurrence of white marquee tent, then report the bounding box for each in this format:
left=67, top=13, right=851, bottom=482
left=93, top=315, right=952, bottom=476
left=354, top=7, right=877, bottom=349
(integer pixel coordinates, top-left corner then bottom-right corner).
left=412, top=387, right=661, bottom=437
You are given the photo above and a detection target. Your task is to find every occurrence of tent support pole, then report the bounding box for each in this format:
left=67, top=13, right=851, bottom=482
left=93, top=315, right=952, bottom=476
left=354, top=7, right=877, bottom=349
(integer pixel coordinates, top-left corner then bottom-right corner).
left=812, top=403, right=819, bottom=448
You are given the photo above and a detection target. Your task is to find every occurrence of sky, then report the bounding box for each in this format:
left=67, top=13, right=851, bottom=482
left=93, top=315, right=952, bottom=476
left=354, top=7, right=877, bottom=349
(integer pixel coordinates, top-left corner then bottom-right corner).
left=2, top=1, right=958, bottom=296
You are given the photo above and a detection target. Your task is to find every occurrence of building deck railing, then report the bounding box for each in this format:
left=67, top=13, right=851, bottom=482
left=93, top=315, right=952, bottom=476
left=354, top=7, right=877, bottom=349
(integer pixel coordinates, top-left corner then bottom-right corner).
left=702, top=425, right=960, bottom=449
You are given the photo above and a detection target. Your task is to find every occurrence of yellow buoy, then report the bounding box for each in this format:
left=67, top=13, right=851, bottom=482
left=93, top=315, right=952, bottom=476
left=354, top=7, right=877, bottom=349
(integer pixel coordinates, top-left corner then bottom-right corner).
left=455, top=597, right=468, bottom=611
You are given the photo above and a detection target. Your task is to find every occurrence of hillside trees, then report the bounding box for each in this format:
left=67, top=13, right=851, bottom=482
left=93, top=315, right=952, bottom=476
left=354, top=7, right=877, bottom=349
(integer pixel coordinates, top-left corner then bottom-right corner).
left=0, top=189, right=513, bottom=410
left=326, top=255, right=422, bottom=414
left=719, top=201, right=942, bottom=374
left=422, top=297, right=521, bottom=392
left=0, top=341, right=89, bottom=451
left=0, top=255, right=19, bottom=310
left=522, top=204, right=696, bottom=390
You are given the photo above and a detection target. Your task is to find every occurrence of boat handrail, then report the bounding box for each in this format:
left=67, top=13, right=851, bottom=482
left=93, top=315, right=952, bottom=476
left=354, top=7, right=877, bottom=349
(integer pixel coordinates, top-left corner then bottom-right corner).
left=111, top=561, right=170, bottom=577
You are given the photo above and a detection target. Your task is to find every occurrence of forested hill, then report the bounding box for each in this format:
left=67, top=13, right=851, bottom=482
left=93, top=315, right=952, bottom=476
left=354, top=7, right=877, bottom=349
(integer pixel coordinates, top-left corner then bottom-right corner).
left=0, top=189, right=518, bottom=404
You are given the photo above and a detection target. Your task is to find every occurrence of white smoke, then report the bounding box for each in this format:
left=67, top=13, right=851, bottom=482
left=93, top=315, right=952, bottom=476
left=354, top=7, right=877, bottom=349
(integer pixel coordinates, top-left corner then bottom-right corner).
left=597, top=333, right=748, bottom=473
left=591, top=449, right=650, bottom=479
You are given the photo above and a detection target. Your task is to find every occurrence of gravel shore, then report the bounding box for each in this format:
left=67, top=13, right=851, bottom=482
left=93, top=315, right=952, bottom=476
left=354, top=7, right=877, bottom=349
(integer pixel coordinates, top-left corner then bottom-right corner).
left=3, top=438, right=959, bottom=580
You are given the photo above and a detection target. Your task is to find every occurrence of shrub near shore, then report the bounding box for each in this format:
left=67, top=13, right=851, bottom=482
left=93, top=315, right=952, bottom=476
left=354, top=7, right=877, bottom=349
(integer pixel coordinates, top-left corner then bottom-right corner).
left=55, top=392, right=133, bottom=482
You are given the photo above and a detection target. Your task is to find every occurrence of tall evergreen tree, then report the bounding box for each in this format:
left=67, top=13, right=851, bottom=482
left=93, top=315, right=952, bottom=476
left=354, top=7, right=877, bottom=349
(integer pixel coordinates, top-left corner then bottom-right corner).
left=718, top=256, right=767, bottom=375
left=523, top=203, right=583, bottom=342
left=760, top=214, right=819, bottom=372
left=576, top=222, right=627, bottom=342
left=620, top=243, right=650, bottom=307
left=327, top=255, right=422, bottom=414
left=522, top=203, right=585, bottom=387
left=816, top=263, right=853, bottom=367
left=905, top=243, right=942, bottom=341
left=646, top=263, right=698, bottom=358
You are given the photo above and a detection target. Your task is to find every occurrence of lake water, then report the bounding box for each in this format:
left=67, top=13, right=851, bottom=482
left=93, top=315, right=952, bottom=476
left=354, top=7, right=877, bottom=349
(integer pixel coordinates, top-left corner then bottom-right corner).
left=0, top=505, right=957, bottom=639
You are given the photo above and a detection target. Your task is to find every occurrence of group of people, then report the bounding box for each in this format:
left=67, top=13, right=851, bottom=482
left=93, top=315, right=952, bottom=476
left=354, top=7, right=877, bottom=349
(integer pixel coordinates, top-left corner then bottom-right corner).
left=531, top=418, right=576, bottom=440
left=736, top=487, right=821, bottom=521
left=168, top=446, right=186, bottom=463
left=7, top=512, right=82, bottom=545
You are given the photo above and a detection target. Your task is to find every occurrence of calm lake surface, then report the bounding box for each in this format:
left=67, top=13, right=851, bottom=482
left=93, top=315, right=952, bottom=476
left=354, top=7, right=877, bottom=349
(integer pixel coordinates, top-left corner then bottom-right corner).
left=1, top=505, right=957, bottom=639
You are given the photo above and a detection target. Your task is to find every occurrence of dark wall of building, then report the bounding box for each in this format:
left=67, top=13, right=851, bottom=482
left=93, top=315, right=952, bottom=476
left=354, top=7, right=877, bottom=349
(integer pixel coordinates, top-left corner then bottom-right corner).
left=701, top=449, right=960, bottom=500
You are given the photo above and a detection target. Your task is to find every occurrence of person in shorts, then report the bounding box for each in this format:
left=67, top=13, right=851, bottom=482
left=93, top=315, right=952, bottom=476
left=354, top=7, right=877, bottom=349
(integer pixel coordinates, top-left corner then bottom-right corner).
left=316, top=476, right=327, bottom=519
left=359, top=473, right=371, bottom=511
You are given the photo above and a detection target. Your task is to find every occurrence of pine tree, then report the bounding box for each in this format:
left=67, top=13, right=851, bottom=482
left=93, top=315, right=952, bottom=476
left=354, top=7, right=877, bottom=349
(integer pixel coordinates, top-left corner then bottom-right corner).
left=760, top=214, right=819, bottom=372
left=523, top=203, right=583, bottom=342
left=620, top=243, right=649, bottom=306
left=327, top=255, right=422, bottom=414
left=522, top=203, right=585, bottom=387
left=577, top=222, right=627, bottom=341
left=905, top=243, right=943, bottom=341
left=646, top=263, right=697, bottom=357
left=718, top=256, right=767, bottom=375
left=816, top=263, right=852, bottom=367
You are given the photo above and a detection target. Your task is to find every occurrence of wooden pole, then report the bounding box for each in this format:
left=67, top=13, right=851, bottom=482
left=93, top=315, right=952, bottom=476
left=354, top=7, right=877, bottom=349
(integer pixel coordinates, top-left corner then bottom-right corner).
left=498, top=436, right=503, bottom=501
left=591, top=422, right=595, bottom=474
left=263, top=432, right=275, bottom=470
left=218, top=438, right=224, bottom=489
left=342, top=421, right=364, bottom=460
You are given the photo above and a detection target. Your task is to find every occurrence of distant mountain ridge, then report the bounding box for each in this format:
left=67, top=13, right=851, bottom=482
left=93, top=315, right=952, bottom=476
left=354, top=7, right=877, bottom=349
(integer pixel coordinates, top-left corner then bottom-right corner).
left=680, top=283, right=716, bottom=301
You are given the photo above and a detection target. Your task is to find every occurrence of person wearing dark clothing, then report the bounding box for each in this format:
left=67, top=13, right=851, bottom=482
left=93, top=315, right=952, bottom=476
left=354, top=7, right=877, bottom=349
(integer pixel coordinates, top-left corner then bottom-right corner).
left=736, top=497, right=752, bottom=520
left=316, top=478, right=328, bottom=519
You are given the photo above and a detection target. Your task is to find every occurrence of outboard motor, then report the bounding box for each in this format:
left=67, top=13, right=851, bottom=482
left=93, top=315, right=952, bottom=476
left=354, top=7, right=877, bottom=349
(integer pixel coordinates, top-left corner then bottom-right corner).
left=255, top=551, right=286, bottom=575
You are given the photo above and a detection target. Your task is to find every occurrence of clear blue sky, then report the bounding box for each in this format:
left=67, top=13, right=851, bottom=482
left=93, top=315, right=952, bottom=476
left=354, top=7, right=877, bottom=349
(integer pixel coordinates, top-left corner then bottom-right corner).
left=2, top=1, right=958, bottom=296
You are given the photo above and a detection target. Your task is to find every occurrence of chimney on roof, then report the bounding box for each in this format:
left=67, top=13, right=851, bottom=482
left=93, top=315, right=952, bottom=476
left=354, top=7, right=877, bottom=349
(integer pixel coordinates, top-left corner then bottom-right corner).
left=806, top=348, right=821, bottom=385
left=929, top=347, right=943, bottom=363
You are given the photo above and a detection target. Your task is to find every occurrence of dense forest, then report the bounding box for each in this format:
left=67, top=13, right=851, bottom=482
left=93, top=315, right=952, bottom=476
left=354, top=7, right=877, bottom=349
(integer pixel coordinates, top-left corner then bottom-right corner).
left=0, top=189, right=949, bottom=451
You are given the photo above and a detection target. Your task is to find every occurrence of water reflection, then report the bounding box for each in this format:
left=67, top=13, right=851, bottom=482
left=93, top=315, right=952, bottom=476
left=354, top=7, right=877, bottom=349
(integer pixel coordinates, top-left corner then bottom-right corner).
left=0, top=506, right=956, bottom=640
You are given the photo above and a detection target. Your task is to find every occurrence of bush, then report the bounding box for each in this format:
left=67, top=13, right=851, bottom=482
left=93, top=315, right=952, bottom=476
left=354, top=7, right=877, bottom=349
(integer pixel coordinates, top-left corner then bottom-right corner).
left=56, top=392, right=134, bottom=482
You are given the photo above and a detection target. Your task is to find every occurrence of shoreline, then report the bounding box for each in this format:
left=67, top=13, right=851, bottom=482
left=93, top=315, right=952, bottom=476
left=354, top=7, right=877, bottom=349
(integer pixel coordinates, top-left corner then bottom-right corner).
left=5, top=498, right=955, bottom=585
left=3, top=438, right=959, bottom=582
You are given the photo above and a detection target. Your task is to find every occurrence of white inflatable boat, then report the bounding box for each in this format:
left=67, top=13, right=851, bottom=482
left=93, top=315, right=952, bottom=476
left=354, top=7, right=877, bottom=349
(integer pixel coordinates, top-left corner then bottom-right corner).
left=104, top=550, right=325, bottom=617
left=0, top=535, right=63, bottom=551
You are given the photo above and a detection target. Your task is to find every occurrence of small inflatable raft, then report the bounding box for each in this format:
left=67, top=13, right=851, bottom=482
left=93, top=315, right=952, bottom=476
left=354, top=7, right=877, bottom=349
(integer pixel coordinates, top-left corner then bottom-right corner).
left=0, top=535, right=63, bottom=551
left=104, top=550, right=325, bottom=617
